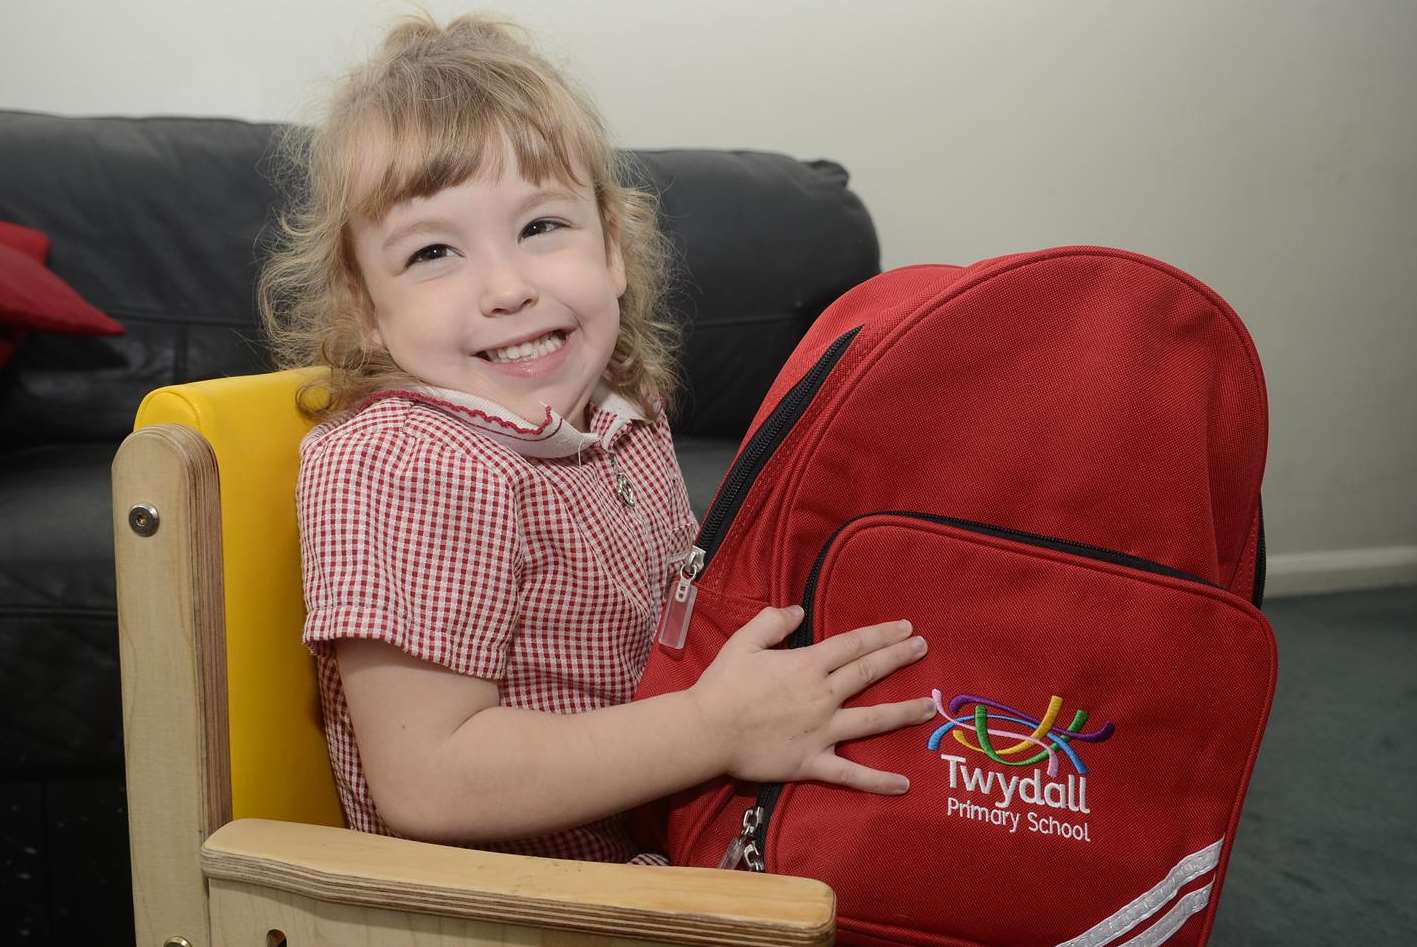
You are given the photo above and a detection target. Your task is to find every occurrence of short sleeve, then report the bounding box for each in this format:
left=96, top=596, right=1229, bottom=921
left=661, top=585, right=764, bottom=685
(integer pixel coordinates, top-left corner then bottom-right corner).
left=297, top=422, right=523, bottom=680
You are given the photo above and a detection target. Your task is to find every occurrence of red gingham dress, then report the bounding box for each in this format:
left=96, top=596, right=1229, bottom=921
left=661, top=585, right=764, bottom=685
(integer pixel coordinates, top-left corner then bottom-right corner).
left=297, top=382, right=698, bottom=863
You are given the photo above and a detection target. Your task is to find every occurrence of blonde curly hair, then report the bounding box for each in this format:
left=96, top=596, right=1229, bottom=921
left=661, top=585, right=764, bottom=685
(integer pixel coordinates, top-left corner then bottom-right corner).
left=259, top=12, right=678, bottom=419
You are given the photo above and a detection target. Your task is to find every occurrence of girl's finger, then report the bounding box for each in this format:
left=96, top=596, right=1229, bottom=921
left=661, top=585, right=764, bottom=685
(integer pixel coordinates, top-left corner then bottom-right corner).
left=829, top=697, right=937, bottom=743
left=803, top=753, right=911, bottom=796
left=824, top=633, right=928, bottom=700
left=726, top=605, right=804, bottom=652
left=809, top=619, right=914, bottom=673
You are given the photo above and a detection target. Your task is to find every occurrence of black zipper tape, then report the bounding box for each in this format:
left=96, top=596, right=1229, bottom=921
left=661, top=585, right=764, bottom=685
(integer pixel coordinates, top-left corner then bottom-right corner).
left=695, top=326, right=861, bottom=568
left=1253, top=497, right=1266, bottom=608
left=792, top=512, right=1216, bottom=651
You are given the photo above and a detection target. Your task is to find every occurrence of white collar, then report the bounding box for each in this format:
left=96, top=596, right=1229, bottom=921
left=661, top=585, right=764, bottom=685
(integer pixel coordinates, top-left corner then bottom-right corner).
left=371, top=381, right=647, bottom=459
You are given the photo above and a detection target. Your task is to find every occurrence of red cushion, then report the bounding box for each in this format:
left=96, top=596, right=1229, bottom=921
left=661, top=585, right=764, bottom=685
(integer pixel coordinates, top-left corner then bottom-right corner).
left=0, top=224, right=124, bottom=337
left=0, top=221, right=51, bottom=263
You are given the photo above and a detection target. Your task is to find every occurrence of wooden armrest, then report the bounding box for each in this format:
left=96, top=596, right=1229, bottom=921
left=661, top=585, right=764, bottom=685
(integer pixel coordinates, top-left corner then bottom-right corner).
left=202, top=819, right=835, bottom=946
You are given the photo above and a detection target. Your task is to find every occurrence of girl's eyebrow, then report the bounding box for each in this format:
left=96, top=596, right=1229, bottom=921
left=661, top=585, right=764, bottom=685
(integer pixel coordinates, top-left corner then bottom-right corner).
left=380, top=215, right=461, bottom=254
left=514, top=186, right=580, bottom=216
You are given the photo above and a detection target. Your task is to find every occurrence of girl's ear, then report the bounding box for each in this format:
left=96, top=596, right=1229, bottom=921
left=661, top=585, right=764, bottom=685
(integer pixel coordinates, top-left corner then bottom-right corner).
left=344, top=266, right=384, bottom=351
left=360, top=309, right=385, bottom=354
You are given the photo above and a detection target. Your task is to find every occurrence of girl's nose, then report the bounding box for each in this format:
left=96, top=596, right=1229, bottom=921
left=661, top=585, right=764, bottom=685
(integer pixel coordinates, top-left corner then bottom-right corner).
left=480, top=260, right=538, bottom=317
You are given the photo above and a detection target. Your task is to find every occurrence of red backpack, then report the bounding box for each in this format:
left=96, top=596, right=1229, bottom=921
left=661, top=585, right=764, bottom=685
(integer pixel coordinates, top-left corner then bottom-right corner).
left=634, top=246, right=1276, bottom=947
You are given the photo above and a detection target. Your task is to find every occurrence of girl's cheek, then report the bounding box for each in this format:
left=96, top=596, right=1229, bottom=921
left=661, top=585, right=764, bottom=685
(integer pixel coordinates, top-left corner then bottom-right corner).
left=563, top=255, right=624, bottom=296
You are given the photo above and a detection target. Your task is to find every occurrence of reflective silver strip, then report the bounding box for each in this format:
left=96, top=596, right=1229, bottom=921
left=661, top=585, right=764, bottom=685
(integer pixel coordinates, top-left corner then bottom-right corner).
left=1055, top=838, right=1223, bottom=947
left=1117, top=880, right=1214, bottom=947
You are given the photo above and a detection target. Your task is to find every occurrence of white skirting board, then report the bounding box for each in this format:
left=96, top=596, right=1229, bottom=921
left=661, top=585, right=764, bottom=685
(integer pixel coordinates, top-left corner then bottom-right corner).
left=1263, top=546, right=1417, bottom=598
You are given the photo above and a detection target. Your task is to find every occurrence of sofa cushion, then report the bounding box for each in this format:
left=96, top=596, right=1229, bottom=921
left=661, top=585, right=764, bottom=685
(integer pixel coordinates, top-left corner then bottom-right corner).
left=624, top=150, right=878, bottom=435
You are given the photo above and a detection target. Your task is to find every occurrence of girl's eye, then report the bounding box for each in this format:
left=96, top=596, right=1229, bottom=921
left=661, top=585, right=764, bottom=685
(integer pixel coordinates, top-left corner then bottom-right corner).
left=521, top=218, right=565, bottom=240
left=406, top=244, right=454, bottom=267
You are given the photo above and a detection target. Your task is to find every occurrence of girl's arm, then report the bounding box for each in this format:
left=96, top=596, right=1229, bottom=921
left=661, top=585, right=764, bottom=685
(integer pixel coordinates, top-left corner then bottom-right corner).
left=338, top=605, right=933, bottom=844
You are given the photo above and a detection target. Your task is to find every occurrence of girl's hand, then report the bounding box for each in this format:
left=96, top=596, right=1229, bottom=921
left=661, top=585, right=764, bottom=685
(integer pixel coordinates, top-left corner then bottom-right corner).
left=688, top=606, right=934, bottom=794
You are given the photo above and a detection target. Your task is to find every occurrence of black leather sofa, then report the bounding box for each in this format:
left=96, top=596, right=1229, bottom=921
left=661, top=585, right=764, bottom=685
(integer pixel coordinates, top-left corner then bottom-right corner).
left=0, top=109, right=879, bottom=942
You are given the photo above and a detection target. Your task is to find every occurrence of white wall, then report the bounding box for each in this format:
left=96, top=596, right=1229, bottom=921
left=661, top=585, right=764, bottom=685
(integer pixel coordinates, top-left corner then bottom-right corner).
left=3, top=0, right=1414, bottom=595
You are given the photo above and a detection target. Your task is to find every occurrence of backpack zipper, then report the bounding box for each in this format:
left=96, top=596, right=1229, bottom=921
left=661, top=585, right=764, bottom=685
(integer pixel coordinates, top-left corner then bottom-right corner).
left=696, top=327, right=862, bottom=565
left=657, top=327, right=861, bottom=649
left=725, top=510, right=1218, bottom=871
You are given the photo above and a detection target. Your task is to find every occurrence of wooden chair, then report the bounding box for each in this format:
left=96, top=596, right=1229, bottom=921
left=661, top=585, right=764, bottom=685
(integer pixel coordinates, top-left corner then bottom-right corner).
left=113, top=368, right=835, bottom=947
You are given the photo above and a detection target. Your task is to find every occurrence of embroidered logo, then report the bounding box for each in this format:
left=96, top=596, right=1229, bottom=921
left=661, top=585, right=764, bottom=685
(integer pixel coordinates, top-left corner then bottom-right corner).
left=926, top=690, right=1116, bottom=841
left=927, top=690, right=1114, bottom=776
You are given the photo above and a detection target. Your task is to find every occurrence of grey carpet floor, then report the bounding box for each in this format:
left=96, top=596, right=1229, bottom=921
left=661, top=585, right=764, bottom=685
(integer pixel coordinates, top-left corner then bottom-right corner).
left=1208, top=585, right=1416, bottom=945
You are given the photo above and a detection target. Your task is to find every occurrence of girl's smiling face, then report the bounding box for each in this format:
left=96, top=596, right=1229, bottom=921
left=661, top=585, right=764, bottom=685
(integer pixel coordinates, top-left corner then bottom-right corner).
left=349, top=138, right=626, bottom=431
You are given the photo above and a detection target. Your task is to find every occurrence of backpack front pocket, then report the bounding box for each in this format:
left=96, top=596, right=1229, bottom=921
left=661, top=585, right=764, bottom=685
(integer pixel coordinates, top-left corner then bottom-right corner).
left=761, top=512, right=1276, bottom=947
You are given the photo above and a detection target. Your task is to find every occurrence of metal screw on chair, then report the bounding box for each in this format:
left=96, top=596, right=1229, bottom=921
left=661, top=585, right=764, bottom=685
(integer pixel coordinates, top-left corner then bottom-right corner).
left=128, top=503, right=160, bottom=537
left=163, top=938, right=193, bottom=947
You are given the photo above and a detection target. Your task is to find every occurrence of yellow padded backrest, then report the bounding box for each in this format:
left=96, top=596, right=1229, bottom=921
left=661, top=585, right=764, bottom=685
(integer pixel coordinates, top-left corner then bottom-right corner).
left=134, top=367, right=343, bottom=828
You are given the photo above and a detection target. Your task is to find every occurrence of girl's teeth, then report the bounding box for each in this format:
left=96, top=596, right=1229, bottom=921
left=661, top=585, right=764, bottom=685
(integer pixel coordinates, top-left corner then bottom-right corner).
left=487, top=331, right=564, bottom=363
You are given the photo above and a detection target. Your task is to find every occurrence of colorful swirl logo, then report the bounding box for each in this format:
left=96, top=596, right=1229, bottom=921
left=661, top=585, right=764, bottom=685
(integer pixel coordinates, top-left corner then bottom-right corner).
left=926, top=690, right=1116, bottom=776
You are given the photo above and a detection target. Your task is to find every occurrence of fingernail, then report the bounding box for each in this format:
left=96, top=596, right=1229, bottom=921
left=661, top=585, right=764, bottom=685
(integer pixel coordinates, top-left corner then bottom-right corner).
left=911, top=636, right=927, bottom=655
left=785, top=605, right=804, bottom=619
left=898, top=620, right=913, bottom=635
left=921, top=699, right=938, bottom=720
left=893, top=777, right=910, bottom=794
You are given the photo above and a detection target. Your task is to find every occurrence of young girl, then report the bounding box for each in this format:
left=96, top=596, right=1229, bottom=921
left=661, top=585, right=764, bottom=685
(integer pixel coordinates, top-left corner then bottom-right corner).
left=260, top=12, right=934, bottom=864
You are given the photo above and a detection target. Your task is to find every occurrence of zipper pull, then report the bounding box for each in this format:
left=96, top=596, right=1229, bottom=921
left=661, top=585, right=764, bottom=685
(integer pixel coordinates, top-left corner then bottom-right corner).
left=717, top=805, right=765, bottom=871
left=655, top=545, right=705, bottom=650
